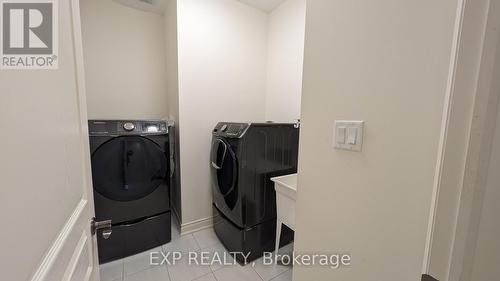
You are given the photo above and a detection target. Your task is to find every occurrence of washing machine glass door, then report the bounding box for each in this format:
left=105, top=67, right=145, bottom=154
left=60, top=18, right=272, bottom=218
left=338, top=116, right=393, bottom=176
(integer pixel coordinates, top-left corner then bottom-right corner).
left=91, top=136, right=167, bottom=202
left=211, top=138, right=238, bottom=207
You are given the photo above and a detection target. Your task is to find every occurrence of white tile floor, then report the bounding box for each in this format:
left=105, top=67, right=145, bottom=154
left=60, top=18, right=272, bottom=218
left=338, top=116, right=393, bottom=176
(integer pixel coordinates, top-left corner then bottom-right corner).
left=100, top=226, right=293, bottom=281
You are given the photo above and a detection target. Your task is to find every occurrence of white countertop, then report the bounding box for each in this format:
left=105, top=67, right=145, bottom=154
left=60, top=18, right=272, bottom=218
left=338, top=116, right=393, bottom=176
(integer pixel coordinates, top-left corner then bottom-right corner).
left=271, top=173, right=297, bottom=200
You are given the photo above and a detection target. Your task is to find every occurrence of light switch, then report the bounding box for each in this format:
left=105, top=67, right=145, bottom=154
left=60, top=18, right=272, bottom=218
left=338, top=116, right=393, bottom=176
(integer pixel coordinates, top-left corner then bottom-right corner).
left=347, top=127, right=357, bottom=145
left=334, top=120, right=364, bottom=152
left=337, top=126, right=346, bottom=144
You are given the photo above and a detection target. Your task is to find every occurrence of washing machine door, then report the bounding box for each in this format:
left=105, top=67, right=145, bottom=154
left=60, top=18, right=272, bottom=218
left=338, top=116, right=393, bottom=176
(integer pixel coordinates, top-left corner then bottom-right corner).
left=91, top=136, right=168, bottom=202
left=210, top=138, right=242, bottom=225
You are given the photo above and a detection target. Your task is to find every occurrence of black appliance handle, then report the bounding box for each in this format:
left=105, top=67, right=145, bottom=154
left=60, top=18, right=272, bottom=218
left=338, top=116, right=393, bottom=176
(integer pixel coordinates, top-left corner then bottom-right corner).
left=211, top=139, right=227, bottom=170
left=169, top=138, right=175, bottom=177
left=122, top=140, right=130, bottom=190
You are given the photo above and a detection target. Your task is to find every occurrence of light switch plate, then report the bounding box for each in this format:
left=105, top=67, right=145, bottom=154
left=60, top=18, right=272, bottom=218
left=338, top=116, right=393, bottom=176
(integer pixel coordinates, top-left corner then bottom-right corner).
left=334, top=120, right=364, bottom=151
left=336, top=126, right=346, bottom=144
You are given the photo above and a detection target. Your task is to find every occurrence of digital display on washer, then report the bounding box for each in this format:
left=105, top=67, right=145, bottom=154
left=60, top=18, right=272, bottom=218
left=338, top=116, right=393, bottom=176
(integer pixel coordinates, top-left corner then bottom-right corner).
left=144, top=123, right=159, bottom=133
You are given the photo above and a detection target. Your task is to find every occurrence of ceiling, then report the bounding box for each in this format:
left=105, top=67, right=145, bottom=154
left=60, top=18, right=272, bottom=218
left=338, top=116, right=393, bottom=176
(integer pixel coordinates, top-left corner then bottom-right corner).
left=237, top=0, right=287, bottom=13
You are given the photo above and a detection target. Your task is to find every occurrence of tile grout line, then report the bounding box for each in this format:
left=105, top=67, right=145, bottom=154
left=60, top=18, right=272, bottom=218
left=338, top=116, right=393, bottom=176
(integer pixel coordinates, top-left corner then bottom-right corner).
left=121, top=259, right=124, bottom=281
left=251, top=263, right=265, bottom=281
left=162, top=241, right=176, bottom=281
left=192, top=271, right=216, bottom=281
left=192, top=228, right=223, bottom=251
left=212, top=271, right=221, bottom=281
left=268, top=269, right=292, bottom=281
left=191, top=233, right=203, bottom=251
left=164, top=262, right=174, bottom=281
left=206, top=232, right=218, bottom=278
left=191, top=229, right=225, bottom=276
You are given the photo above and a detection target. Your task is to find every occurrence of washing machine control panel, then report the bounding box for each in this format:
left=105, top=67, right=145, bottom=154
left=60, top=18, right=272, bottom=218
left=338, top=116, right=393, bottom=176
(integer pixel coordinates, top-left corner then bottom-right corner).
left=88, top=120, right=168, bottom=136
left=213, top=123, right=250, bottom=138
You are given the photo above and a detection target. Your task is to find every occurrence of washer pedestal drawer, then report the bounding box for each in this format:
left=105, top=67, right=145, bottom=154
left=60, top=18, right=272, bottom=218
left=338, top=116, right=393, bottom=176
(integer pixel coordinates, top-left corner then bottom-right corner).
left=97, top=211, right=171, bottom=264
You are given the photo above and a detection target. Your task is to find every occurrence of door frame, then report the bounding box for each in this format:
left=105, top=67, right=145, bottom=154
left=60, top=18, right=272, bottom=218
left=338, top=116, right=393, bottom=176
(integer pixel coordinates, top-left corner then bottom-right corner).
left=422, top=0, right=500, bottom=279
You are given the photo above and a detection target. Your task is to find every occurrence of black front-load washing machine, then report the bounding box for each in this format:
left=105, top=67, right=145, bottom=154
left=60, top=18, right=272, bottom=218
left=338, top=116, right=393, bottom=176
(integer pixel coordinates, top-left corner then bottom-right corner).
left=89, top=120, right=172, bottom=264
left=210, top=122, right=299, bottom=264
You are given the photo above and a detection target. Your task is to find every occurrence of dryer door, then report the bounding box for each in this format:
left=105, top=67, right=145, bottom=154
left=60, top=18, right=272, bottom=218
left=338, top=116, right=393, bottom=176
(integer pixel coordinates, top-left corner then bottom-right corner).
left=91, top=136, right=168, bottom=202
left=211, top=138, right=237, bottom=197
left=210, top=138, right=242, bottom=225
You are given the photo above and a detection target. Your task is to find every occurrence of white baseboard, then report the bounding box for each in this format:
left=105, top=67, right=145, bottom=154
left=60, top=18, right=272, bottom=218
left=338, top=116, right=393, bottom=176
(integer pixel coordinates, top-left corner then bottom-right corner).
left=180, top=216, right=213, bottom=235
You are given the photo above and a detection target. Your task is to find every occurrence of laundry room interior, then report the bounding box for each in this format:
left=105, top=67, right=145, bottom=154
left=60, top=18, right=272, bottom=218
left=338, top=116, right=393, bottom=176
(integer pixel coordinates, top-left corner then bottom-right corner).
left=2, top=0, right=500, bottom=281
left=80, top=0, right=306, bottom=280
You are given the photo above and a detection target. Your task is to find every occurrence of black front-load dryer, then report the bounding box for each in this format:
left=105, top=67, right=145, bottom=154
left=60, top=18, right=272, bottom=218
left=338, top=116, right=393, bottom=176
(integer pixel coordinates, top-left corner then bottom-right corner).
left=89, top=120, right=172, bottom=264
left=210, top=122, right=299, bottom=264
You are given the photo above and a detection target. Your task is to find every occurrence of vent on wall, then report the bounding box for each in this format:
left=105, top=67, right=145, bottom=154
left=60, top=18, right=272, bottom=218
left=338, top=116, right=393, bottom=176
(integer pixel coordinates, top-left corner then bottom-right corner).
left=113, top=0, right=166, bottom=15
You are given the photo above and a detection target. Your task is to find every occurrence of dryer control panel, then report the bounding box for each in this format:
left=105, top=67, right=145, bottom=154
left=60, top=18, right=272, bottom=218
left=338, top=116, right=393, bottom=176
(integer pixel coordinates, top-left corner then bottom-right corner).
left=212, top=123, right=250, bottom=138
left=88, top=120, right=168, bottom=136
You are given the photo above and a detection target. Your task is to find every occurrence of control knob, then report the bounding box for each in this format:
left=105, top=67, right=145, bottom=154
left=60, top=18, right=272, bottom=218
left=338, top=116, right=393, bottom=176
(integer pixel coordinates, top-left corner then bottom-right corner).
left=123, top=122, right=135, bottom=131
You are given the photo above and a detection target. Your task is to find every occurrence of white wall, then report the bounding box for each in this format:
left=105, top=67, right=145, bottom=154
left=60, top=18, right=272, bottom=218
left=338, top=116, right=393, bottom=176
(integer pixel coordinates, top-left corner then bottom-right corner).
left=293, top=0, right=460, bottom=280
left=163, top=0, right=182, bottom=222
left=81, top=0, right=168, bottom=119
left=469, top=99, right=500, bottom=281
left=265, top=0, right=306, bottom=122
left=176, top=0, right=268, bottom=224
